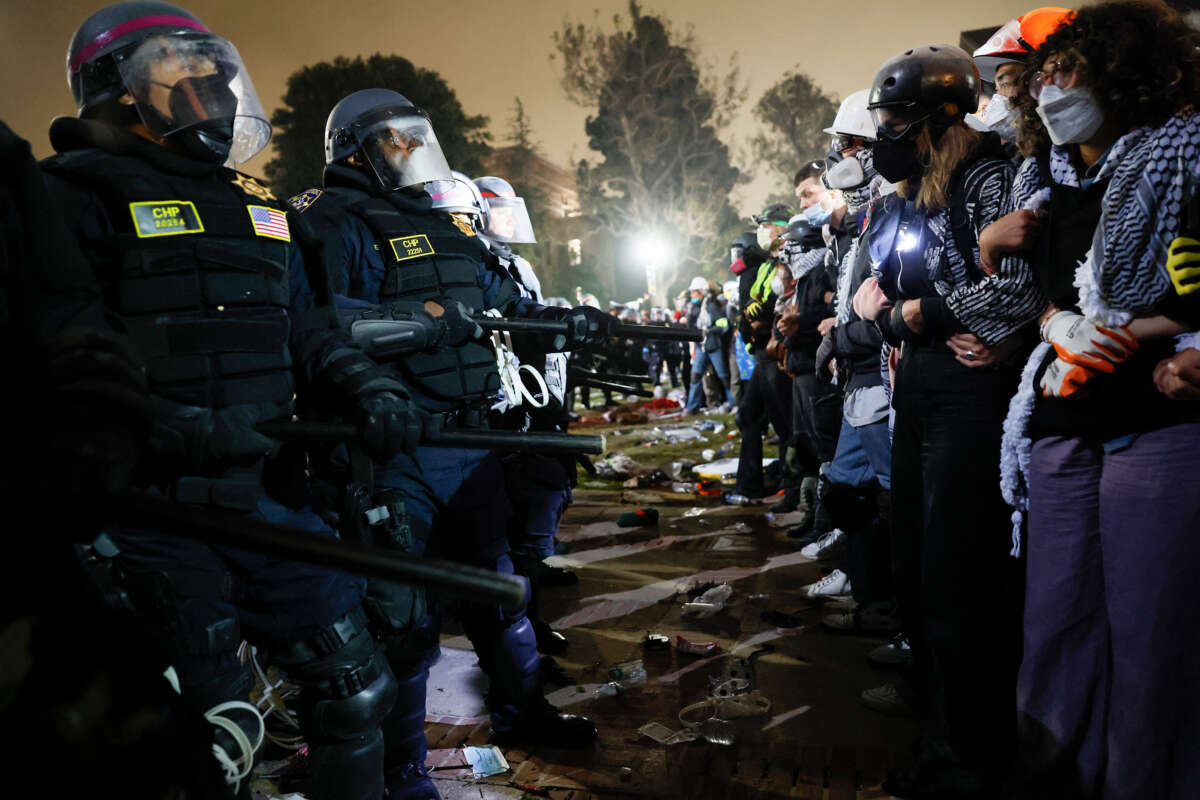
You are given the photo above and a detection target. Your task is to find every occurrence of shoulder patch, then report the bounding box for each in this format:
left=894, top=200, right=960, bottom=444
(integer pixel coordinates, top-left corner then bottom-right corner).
left=388, top=234, right=436, bottom=262
left=288, top=188, right=323, bottom=212
left=129, top=200, right=204, bottom=238
left=230, top=172, right=277, bottom=202
left=247, top=205, right=291, bottom=242
left=449, top=212, right=477, bottom=237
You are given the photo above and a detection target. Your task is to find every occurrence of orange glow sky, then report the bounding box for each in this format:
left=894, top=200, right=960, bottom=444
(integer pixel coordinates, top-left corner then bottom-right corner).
left=0, top=0, right=1039, bottom=212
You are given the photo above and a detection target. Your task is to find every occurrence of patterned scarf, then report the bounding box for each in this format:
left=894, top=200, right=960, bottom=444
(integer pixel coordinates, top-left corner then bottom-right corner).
left=1077, top=112, right=1200, bottom=324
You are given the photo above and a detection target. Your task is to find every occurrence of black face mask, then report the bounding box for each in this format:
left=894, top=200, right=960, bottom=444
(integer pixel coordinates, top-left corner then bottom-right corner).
left=148, top=74, right=238, bottom=163
left=872, top=137, right=924, bottom=184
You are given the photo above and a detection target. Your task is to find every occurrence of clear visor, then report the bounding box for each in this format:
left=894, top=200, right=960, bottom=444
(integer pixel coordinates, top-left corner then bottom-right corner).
left=870, top=104, right=929, bottom=141
left=482, top=195, right=537, bottom=244
left=116, top=32, right=271, bottom=164
left=358, top=113, right=453, bottom=191
left=427, top=176, right=482, bottom=217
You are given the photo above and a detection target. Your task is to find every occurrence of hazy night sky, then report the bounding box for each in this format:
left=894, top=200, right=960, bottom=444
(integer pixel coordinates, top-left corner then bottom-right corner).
left=1, top=0, right=1038, bottom=212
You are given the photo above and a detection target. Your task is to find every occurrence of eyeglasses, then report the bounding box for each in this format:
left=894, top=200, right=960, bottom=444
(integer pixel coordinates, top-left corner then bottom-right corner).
left=1029, top=58, right=1075, bottom=99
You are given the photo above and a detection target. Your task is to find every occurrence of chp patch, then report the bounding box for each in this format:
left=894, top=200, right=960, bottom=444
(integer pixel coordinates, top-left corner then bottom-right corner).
left=288, top=188, right=323, bottom=212
left=247, top=205, right=291, bottom=242
left=129, top=200, right=204, bottom=238
left=389, top=234, right=435, bottom=262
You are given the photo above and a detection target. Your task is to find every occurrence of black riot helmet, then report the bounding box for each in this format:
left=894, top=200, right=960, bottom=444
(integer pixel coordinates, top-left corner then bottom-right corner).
left=784, top=215, right=824, bottom=249
left=324, top=89, right=453, bottom=192
left=868, top=44, right=980, bottom=142
left=66, top=1, right=271, bottom=163
left=754, top=203, right=795, bottom=226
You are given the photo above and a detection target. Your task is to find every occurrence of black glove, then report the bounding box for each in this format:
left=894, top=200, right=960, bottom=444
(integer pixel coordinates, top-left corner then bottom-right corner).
left=357, top=391, right=426, bottom=460
left=428, top=296, right=483, bottom=347
left=151, top=401, right=284, bottom=473
left=815, top=331, right=837, bottom=383
left=40, top=328, right=154, bottom=497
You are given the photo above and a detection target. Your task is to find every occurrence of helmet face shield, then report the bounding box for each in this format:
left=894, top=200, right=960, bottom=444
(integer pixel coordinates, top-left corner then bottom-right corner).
left=427, top=174, right=484, bottom=218
left=116, top=33, right=270, bottom=163
left=480, top=195, right=536, bottom=244
left=357, top=111, right=453, bottom=191
left=870, top=103, right=929, bottom=141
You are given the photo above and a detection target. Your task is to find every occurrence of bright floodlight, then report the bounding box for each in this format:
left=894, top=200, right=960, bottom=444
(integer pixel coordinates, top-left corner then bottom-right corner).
left=636, top=234, right=671, bottom=264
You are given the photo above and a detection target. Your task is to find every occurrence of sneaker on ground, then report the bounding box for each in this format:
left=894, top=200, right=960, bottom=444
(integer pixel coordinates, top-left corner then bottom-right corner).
left=823, top=595, right=857, bottom=611
left=860, top=682, right=916, bottom=717
left=799, top=528, right=846, bottom=559
left=867, top=633, right=913, bottom=668
left=821, top=601, right=901, bottom=635
left=802, top=568, right=851, bottom=598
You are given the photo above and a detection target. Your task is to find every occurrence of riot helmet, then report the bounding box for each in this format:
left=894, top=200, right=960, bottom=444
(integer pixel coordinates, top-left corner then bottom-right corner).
left=428, top=170, right=485, bottom=219
left=868, top=44, right=980, bottom=142
left=824, top=89, right=876, bottom=148
left=66, top=1, right=271, bottom=163
left=474, top=176, right=537, bottom=244
left=325, top=89, right=453, bottom=191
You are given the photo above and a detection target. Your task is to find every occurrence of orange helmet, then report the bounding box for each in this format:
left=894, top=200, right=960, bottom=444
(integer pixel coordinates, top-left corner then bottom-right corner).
left=1018, top=6, right=1076, bottom=51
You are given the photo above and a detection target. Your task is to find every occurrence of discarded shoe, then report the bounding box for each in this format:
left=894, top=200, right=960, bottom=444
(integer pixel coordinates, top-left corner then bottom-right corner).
left=799, top=528, right=846, bottom=560
left=860, top=682, right=916, bottom=718
left=802, top=569, right=851, bottom=598
left=867, top=633, right=913, bottom=668
left=490, top=700, right=597, bottom=749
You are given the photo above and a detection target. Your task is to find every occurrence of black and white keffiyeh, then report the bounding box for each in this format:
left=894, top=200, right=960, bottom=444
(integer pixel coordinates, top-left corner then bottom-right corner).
left=787, top=245, right=827, bottom=281
left=1077, top=112, right=1200, bottom=324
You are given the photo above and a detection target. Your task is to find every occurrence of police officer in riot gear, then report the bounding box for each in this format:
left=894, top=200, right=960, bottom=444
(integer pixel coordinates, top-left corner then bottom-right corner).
left=45, top=5, right=424, bottom=799
left=291, top=88, right=603, bottom=800
left=473, top=174, right=575, bottom=655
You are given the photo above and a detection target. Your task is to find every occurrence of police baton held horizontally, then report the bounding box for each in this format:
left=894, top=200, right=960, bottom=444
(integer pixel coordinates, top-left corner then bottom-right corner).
left=113, top=493, right=527, bottom=608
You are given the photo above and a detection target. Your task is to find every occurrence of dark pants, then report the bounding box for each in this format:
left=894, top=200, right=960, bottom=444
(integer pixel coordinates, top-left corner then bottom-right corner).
left=665, top=355, right=681, bottom=387
left=791, top=371, right=842, bottom=473
left=735, top=355, right=793, bottom=495
left=1018, top=427, right=1200, bottom=799
left=891, top=342, right=1023, bottom=780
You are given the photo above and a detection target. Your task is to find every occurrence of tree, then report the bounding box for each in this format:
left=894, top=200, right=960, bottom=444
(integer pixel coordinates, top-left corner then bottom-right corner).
left=750, top=70, right=839, bottom=193
left=553, top=2, right=744, bottom=306
left=263, top=54, right=492, bottom=197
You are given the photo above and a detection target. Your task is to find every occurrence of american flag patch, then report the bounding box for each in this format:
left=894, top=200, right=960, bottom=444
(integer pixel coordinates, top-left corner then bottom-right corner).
left=246, top=205, right=291, bottom=242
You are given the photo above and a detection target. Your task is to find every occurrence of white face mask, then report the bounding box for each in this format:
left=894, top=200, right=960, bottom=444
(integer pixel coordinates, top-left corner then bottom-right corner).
left=981, top=93, right=1019, bottom=137
left=770, top=275, right=786, bottom=297
left=1036, top=85, right=1105, bottom=146
left=756, top=227, right=776, bottom=250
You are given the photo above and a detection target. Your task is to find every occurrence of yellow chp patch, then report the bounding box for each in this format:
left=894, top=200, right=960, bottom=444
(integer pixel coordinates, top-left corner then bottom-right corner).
left=129, top=201, right=204, bottom=238
left=389, top=234, right=436, bottom=262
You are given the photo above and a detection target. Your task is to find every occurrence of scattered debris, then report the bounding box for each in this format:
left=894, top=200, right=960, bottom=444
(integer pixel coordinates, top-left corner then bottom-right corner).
left=643, top=633, right=671, bottom=651
left=682, top=583, right=733, bottom=618
left=638, top=721, right=697, bottom=745
left=594, top=453, right=645, bottom=479
left=617, top=508, right=659, bottom=527
left=608, top=659, right=647, bottom=687
left=676, top=636, right=721, bottom=656
left=463, top=745, right=510, bottom=779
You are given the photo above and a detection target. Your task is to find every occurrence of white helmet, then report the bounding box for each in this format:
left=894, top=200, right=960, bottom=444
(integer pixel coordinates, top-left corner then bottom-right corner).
left=688, top=276, right=709, bottom=292
left=823, top=89, right=875, bottom=141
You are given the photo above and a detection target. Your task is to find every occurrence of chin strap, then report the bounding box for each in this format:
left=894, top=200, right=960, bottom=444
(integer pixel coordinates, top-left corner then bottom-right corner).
left=482, top=308, right=549, bottom=411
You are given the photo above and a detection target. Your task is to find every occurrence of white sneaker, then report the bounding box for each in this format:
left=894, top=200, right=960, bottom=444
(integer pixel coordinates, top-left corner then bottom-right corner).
left=803, top=568, right=851, bottom=598
left=799, top=528, right=846, bottom=559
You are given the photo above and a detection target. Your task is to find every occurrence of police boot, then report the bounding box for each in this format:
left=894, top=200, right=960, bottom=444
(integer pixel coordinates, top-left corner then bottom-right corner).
left=381, top=652, right=438, bottom=800
left=514, top=555, right=569, bottom=656
left=468, top=616, right=596, bottom=748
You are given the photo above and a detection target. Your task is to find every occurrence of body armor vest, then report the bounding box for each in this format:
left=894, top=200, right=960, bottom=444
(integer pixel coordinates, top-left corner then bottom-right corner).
left=42, top=148, right=295, bottom=412
left=317, top=186, right=499, bottom=402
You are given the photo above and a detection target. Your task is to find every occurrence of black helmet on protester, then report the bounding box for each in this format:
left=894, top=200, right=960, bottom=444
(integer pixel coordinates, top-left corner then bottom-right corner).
left=784, top=215, right=824, bottom=248
left=325, top=88, right=454, bottom=191
left=66, top=1, right=271, bottom=164
left=867, top=44, right=980, bottom=141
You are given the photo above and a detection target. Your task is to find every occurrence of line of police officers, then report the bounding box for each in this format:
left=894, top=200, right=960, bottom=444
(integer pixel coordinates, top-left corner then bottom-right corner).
left=1, top=3, right=614, bottom=799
